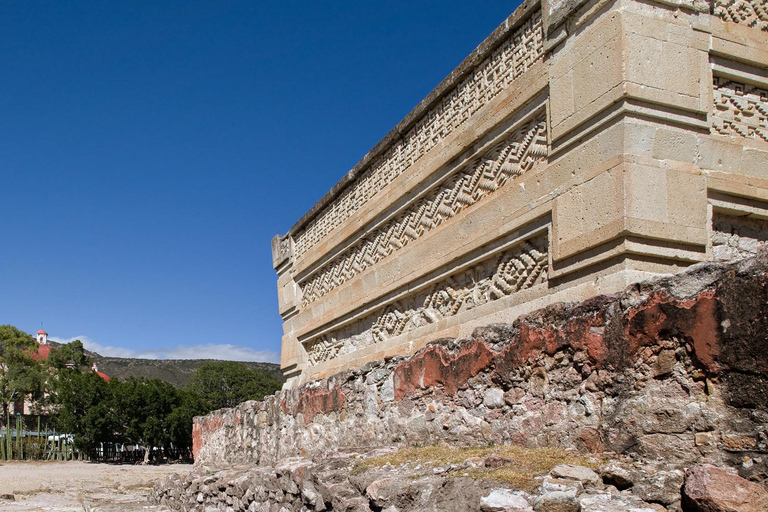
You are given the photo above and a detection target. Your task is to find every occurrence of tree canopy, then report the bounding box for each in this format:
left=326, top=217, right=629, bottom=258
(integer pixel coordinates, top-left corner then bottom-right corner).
left=185, top=360, right=283, bottom=410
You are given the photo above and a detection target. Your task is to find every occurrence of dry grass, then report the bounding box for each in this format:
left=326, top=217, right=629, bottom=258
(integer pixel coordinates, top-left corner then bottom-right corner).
left=353, top=444, right=598, bottom=492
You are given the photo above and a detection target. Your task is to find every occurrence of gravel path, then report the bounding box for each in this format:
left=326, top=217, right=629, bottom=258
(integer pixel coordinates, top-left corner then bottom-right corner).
left=0, top=461, right=191, bottom=511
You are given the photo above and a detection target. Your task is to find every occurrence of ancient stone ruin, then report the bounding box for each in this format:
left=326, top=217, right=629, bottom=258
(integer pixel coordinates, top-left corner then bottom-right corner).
left=154, top=0, right=768, bottom=510
left=272, top=0, right=768, bottom=388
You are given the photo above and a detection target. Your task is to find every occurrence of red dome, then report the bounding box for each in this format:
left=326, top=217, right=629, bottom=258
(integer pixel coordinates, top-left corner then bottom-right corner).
left=37, top=329, right=47, bottom=335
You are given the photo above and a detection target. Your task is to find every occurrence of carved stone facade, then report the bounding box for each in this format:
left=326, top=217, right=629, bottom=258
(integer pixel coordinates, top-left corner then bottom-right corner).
left=713, top=0, right=768, bottom=31
left=273, top=0, right=768, bottom=386
left=713, top=77, right=768, bottom=142
left=300, top=114, right=548, bottom=307
left=306, top=235, right=547, bottom=366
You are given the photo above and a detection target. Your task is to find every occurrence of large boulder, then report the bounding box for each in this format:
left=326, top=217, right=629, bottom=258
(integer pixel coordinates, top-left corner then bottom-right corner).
left=682, top=464, right=768, bottom=512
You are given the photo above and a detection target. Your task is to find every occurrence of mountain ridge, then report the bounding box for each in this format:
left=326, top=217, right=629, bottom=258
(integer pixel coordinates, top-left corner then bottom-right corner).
left=48, top=340, right=283, bottom=388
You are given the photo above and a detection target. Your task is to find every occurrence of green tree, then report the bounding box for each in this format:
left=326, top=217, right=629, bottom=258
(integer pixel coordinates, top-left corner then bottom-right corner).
left=165, top=389, right=207, bottom=451
left=47, top=340, right=89, bottom=370
left=112, top=377, right=181, bottom=463
left=0, top=325, right=45, bottom=428
left=185, top=361, right=282, bottom=411
left=53, top=370, right=117, bottom=453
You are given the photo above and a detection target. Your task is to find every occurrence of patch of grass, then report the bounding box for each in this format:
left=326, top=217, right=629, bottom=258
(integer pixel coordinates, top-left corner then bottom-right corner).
left=353, top=444, right=598, bottom=492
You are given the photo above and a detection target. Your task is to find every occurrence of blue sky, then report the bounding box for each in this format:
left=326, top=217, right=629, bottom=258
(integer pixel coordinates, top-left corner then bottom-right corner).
left=1, top=1, right=522, bottom=362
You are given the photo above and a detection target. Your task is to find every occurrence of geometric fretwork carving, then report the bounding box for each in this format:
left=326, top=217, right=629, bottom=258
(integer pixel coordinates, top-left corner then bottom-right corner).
left=294, top=11, right=544, bottom=259
left=305, top=234, right=548, bottom=366
left=713, top=0, right=768, bottom=31
left=299, top=112, right=548, bottom=307
left=712, top=77, right=768, bottom=143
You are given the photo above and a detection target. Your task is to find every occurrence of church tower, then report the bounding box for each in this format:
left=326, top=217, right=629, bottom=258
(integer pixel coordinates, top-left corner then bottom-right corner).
left=36, top=329, right=48, bottom=345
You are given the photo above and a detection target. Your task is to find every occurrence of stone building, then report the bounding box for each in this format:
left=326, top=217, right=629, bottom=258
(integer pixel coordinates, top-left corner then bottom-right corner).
left=273, top=0, right=768, bottom=387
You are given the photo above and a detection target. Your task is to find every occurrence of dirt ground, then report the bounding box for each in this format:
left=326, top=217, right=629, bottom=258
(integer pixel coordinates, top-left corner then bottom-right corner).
left=0, top=461, right=191, bottom=511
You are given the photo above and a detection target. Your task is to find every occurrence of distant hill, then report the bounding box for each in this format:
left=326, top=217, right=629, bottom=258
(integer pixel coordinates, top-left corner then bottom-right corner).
left=48, top=341, right=283, bottom=388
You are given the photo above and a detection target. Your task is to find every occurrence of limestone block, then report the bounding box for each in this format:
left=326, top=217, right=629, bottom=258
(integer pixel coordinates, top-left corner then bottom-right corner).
left=741, top=147, right=768, bottom=182
left=280, top=333, right=303, bottom=372
left=554, top=164, right=707, bottom=261
left=553, top=166, right=625, bottom=261
left=276, top=272, right=298, bottom=317
left=623, top=15, right=708, bottom=113
left=549, top=12, right=624, bottom=137
left=652, top=128, right=698, bottom=164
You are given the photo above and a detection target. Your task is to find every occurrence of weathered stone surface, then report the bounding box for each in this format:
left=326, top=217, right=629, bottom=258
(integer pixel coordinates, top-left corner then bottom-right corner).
left=599, top=462, right=637, bottom=490
left=533, top=491, right=578, bottom=512
left=480, top=489, right=533, bottom=512
left=549, top=465, right=600, bottom=486
left=633, top=469, right=684, bottom=507
left=682, top=464, right=768, bottom=512
left=193, top=255, right=768, bottom=488
left=578, top=492, right=662, bottom=512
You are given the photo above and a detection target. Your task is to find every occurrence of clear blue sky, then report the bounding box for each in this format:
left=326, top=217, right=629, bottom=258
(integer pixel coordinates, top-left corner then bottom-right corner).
left=1, top=1, right=522, bottom=362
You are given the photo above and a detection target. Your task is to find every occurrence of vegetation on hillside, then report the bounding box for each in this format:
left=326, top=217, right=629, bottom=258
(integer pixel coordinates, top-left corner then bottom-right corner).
left=88, top=353, right=282, bottom=388
left=0, top=324, right=283, bottom=462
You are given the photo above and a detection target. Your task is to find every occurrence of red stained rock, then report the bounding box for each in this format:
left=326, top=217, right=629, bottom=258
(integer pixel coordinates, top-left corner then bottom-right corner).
left=297, top=386, right=345, bottom=423
left=192, top=416, right=224, bottom=461
left=392, top=340, right=495, bottom=400
left=683, top=464, right=768, bottom=512
left=625, top=291, right=720, bottom=373
left=578, top=428, right=602, bottom=453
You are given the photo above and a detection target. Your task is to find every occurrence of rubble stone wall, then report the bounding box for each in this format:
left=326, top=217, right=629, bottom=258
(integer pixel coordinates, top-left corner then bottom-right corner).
left=194, top=253, right=768, bottom=487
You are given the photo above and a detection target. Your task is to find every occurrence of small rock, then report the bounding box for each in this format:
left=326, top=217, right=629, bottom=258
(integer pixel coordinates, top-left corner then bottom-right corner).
left=480, top=489, right=532, bottom=511
left=634, top=470, right=684, bottom=506
left=550, top=464, right=600, bottom=486
left=683, top=464, right=768, bottom=512
left=579, top=492, right=663, bottom=512
left=380, top=375, right=395, bottom=402
left=465, top=456, right=485, bottom=469
left=541, top=476, right=583, bottom=496
left=653, top=349, right=676, bottom=377
left=0, top=495, right=14, bottom=501
left=534, top=491, right=579, bottom=512
left=599, top=462, right=637, bottom=490
left=484, top=388, right=505, bottom=409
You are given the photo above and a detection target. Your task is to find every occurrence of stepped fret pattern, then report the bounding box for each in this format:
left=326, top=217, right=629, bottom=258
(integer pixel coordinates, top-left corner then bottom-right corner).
left=305, top=236, right=547, bottom=365
left=294, top=12, right=544, bottom=258
left=299, top=114, right=548, bottom=307
left=714, top=0, right=768, bottom=31
left=713, top=77, right=768, bottom=143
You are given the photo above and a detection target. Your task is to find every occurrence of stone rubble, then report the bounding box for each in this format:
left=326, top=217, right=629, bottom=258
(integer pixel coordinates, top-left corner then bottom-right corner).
left=153, top=455, right=768, bottom=511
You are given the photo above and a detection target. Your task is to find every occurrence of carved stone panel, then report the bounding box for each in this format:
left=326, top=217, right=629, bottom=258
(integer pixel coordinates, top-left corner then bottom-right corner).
left=712, top=77, right=768, bottom=143
left=713, top=0, right=768, bottom=31
left=305, top=234, right=547, bottom=366
left=299, top=112, right=548, bottom=307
